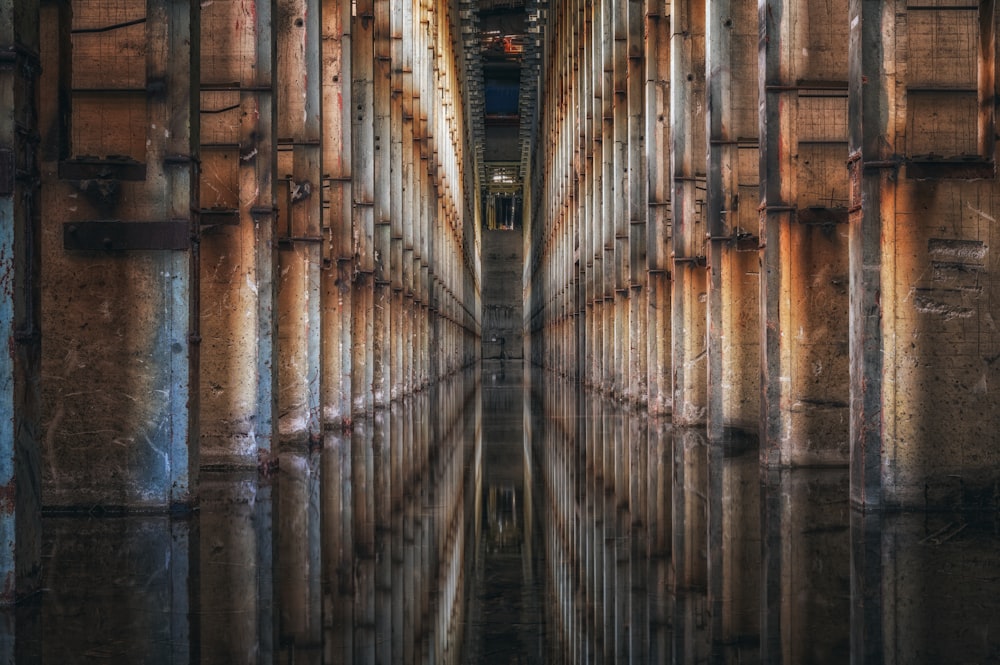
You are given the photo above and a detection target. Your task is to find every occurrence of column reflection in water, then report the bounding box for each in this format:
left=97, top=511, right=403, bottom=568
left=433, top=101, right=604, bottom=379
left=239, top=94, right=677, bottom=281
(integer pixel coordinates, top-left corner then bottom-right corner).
left=200, top=470, right=275, bottom=664
left=323, top=369, right=479, bottom=665
left=23, top=367, right=1000, bottom=663
left=852, top=511, right=1000, bottom=664
left=530, top=367, right=670, bottom=664
left=40, top=513, right=195, bottom=664
left=707, top=431, right=760, bottom=664
left=760, top=468, right=850, bottom=664
left=530, top=369, right=849, bottom=664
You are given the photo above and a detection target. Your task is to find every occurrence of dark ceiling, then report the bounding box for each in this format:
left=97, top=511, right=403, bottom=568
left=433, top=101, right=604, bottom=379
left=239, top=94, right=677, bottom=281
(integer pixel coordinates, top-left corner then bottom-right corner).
left=459, top=0, right=544, bottom=212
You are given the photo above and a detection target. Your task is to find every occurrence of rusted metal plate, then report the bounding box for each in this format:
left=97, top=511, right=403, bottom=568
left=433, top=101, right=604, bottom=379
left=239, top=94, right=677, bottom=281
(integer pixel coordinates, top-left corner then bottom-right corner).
left=58, top=157, right=147, bottom=181
left=199, top=208, right=240, bottom=225
left=905, top=158, right=995, bottom=180
left=63, top=220, right=190, bottom=251
left=797, top=206, right=849, bottom=226
left=0, top=148, right=13, bottom=196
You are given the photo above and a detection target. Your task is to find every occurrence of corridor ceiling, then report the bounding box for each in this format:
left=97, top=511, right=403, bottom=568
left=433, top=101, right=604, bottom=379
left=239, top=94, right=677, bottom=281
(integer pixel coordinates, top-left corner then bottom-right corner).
left=459, top=0, right=546, bottom=202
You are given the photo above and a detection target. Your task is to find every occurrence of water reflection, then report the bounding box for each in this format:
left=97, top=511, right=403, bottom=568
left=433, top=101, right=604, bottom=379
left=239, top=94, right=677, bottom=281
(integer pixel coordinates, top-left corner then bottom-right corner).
left=17, top=364, right=1000, bottom=662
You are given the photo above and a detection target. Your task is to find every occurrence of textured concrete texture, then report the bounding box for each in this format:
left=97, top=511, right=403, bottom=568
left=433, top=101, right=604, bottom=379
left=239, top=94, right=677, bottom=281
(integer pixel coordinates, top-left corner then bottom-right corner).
left=482, top=230, right=524, bottom=360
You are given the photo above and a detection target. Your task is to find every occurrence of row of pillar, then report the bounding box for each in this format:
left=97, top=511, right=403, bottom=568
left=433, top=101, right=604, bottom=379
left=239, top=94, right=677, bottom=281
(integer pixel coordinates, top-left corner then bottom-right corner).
left=525, top=0, right=654, bottom=410
left=324, top=372, right=477, bottom=665
left=0, top=0, right=483, bottom=601
left=526, top=0, right=1000, bottom=512
left=33, top=0, right=480, bottom=491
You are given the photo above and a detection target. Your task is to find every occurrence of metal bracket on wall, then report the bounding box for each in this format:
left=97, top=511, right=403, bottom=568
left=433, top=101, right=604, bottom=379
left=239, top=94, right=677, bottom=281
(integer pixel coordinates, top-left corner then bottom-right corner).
left=63, top=220, right=190, bottom=251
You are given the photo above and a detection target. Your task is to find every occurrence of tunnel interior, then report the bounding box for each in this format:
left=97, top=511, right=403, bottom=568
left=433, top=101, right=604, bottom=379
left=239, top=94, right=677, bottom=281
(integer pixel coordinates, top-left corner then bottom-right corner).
left=0, top=0, right=999, bottom=659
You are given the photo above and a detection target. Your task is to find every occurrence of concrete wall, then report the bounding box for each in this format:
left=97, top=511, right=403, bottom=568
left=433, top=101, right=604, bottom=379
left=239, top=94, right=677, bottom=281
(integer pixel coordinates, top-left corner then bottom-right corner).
left=482, top=229, right=524, bottom=359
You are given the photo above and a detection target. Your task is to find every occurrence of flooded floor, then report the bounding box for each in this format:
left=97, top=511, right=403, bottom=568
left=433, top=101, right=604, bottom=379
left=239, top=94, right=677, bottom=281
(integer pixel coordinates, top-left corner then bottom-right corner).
left=11, top=362, right=1000, bottom=663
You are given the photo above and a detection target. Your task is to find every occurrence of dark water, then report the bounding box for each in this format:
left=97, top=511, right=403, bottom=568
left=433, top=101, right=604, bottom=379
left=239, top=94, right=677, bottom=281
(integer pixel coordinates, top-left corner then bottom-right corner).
left=11, top=362, right=1000, bottom=663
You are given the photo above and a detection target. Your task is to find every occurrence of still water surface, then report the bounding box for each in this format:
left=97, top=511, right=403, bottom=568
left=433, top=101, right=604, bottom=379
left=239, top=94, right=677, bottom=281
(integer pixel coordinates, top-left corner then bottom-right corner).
left=22, top=363, right=1000, bottom=662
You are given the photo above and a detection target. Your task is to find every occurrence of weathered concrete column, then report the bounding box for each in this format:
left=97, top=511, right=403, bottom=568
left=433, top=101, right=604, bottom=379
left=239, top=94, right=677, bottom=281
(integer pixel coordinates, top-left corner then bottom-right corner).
left=671, top=0, right=708, bottom=425
left=372, top=0, right=391, bottom=407
left=706, top=0, right=732, bottom=441
left=760, top=0, right=851, bottom=466
left=706, top=0, right=761, bottom=441
left=199, top=0, right=277, bottom=466
left=41, top=0, right=201, bottom=502
left=0, top=0, right=41, bottom=602
left=351, top=0, right=375, bottom=417
left=867, top=0, right=1000, bottom=509
left=600, top=0, right=616, bottom=395
left=646, top=0, right=671, bottom=416
left=847, top=0, right=893, bottom=508
left=321, top=0, right=352, bottom=428
left=758, top=0, right=794, bottom=464
left=389, top=0, right=404, bottom=400
left=589, top=0, right=604, bottom=388
left=627, top=0, right=646, bottom=407
left=605, top=2, right=632, bottom=400
left=277, top=0, right=322, bottom=445
left=401, top=0, right=415, bottom=396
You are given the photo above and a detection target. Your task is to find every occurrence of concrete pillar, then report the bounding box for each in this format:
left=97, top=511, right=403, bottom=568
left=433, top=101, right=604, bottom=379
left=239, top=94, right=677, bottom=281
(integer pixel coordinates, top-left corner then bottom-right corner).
left=41, top=0, right=200, bottom=503
left=277, top=0, right=322, bottom=446
left=758, top=0, right=795, bottom=466
left=351, top=0, right=376, bottom=418
left=646, top=0, right=671, bottom=416
left=321, top=0, right=352, bottom=428
left=706, top=0, right=736, bottom=441
left=849, top=0, right=1000, bottom=509
left=373, top=0, right=392, bottom=408
left=847, top=0, right=893, bottom=508
left=600, top=0, right=616, bottom=396
left=0, top=0, right=41, bottom=602
left=390, top=0, right=404, bottom=401
left=199, top=0, right=277, bottom=466
left=627, top=0, right=646, bottom=407
left=612, top=0, right=628, bottom=401
left=671, top=0, right=708, bottom=426
left=401, top=0, right=415, bottom=396
left=589, top=0, right=604, bottom=389
left=760, top=0, right=851, bottom=466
